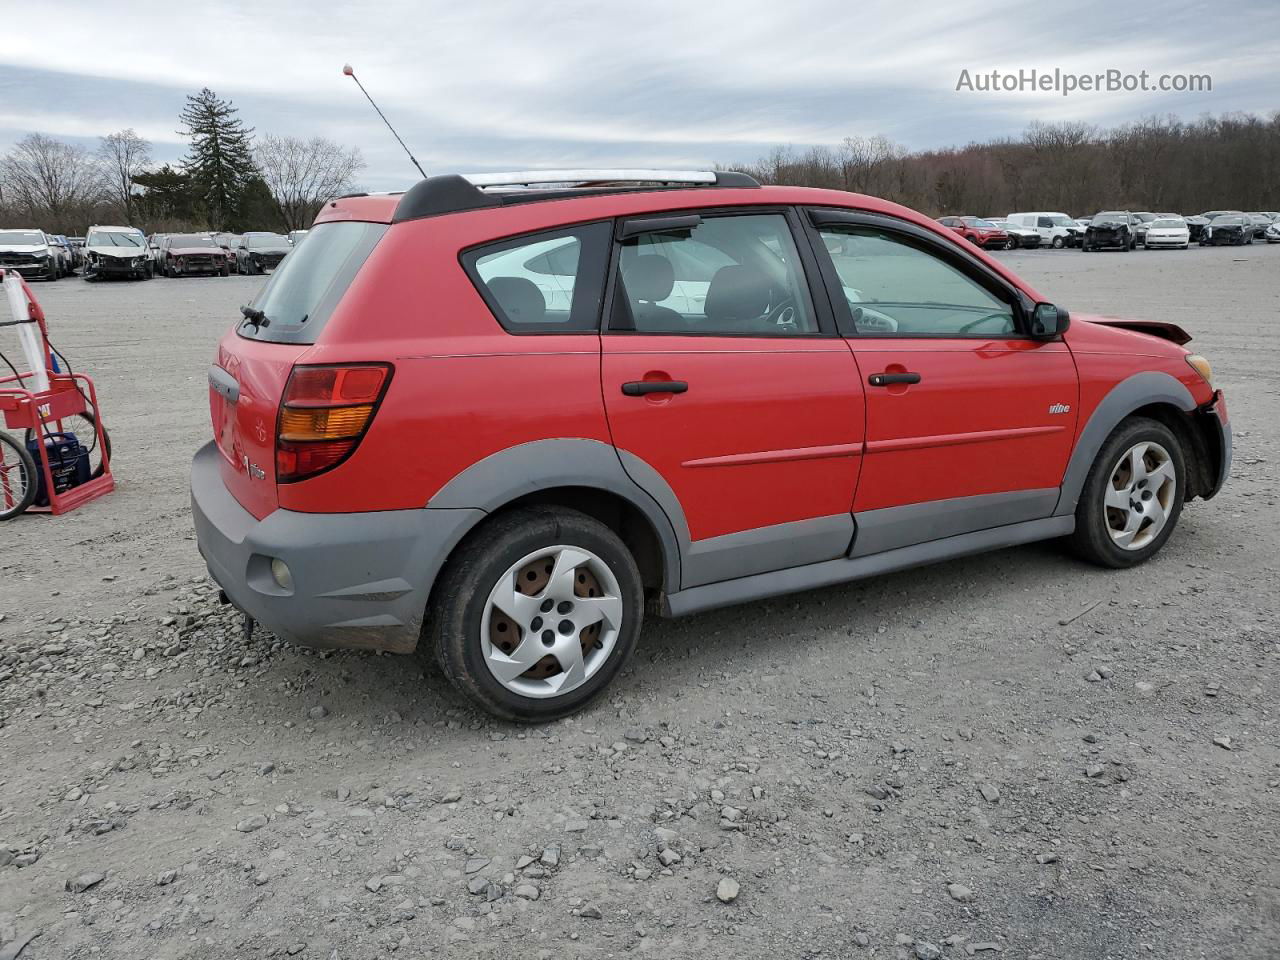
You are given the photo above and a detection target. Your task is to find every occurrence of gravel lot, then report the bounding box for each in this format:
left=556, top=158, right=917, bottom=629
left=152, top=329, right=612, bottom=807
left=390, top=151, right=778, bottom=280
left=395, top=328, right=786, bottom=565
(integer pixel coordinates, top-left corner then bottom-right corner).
left=1, top=245, right=1278, bottom=960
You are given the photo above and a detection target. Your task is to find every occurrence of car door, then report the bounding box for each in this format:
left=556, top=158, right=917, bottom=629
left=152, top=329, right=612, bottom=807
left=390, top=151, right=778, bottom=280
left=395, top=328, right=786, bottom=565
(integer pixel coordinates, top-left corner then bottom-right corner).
left=805, top=209, right=1080, bottom=557
left=600, top=208, right=865, bottom=589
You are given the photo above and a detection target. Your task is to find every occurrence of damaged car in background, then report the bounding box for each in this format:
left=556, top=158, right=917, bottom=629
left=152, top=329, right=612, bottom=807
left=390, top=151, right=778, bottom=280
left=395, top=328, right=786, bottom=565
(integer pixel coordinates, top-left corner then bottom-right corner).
left=1083, top=212, right=1137, bottom=252
left=236, top=233, right=292, bottom=274
left=83, top=225, right=153, bottom=280
left=0, top=228, right=62, bottom=281
left=159, top=234, right=232, bottom=277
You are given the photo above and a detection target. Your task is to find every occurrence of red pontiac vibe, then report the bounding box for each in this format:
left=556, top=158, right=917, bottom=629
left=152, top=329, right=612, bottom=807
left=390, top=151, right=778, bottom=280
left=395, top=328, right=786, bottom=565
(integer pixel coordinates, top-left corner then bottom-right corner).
left=192, top=170, right=1230, bottom=721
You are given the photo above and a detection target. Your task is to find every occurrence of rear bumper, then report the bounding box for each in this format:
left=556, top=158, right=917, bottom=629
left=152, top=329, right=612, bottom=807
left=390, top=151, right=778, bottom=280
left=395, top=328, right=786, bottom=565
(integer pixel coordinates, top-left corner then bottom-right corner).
left=190, top=441, right=482, bottom=653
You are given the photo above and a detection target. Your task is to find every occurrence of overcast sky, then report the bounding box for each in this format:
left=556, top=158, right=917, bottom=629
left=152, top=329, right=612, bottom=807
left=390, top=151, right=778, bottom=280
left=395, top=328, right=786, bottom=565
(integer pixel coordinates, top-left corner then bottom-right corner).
left=2, top=0, right=1277, bottom=192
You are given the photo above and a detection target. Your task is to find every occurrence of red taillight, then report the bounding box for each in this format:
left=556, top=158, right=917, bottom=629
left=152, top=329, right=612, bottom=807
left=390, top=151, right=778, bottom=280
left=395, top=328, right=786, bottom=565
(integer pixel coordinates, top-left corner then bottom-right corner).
left=276, top=363, right=392, bottom=482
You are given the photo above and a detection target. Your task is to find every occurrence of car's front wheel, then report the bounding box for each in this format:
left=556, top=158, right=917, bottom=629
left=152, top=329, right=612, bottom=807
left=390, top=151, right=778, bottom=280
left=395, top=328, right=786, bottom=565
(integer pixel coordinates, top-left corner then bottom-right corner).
left=1067, top=417, right=1185, bottom=569
left=429, top=507, right=644, bottom=722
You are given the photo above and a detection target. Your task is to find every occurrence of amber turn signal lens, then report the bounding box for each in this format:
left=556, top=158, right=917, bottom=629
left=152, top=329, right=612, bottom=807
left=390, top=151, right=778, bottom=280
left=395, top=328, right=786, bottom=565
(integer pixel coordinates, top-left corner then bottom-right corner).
left=1185, top=354, right=1212, bottom=386
left=278, top=403, right=374, bottom=442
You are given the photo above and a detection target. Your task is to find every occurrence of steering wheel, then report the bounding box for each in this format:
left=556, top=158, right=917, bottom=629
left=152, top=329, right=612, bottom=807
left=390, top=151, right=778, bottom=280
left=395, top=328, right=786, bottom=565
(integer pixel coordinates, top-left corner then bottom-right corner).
left=850, top=306, right=899, bottom=334
left=767, top=297, right=798, bottom=327
left=957, top=312, right=1012, bottom=335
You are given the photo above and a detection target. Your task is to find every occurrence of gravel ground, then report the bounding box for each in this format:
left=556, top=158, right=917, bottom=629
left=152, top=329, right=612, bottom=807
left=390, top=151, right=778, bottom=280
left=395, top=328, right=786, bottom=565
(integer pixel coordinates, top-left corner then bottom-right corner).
left=1, top=245, right=1278, bottom=960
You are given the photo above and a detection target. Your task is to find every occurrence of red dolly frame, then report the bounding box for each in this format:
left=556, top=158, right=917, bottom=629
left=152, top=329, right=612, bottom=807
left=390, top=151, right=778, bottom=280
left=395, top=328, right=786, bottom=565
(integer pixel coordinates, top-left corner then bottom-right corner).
left=0, top=269, right=114, bottom=515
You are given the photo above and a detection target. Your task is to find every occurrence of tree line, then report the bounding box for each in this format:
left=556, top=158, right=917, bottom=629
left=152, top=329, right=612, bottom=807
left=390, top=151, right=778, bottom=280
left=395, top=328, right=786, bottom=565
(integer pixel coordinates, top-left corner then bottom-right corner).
left=0, top=88, right=364, bottom=235
left=730, top=111, right=1280, bottom=217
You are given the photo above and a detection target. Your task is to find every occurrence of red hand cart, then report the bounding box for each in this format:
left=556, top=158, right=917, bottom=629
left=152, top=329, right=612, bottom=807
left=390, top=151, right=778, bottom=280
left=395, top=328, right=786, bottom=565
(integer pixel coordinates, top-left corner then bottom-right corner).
left=0, top=269, right=114, bottom=516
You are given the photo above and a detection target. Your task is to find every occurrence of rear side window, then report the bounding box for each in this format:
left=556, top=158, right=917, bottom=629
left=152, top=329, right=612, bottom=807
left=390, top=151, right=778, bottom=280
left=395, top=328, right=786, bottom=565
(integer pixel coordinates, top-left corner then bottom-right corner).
left=239, top=220, right=386, bottom=344
left=464, top=222, right=611, bottom=333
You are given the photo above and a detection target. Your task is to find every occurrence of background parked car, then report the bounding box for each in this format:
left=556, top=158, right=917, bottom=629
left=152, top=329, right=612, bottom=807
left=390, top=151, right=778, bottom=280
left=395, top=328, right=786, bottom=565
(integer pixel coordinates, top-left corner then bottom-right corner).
left=1182, top=215, right=1209, bottom=242
left=1200, top=214, right=1252, bottom=245
left=82, top=225, right=152, bottom=280
left=1131, top=212, right=1158, bottom=246
left=1007, top=212, right=1082, bottom=248
left=1143, top=216, right=1191, bottom=249
left=0, top=228, right=60, bottom=281
left=235, top=232, right=292, bottom=274
left=1082, top=212, right=1136, bottom=251
left=159, top=234, right=231, bottom=277
left=1265, top=221, right=1280, bottom=243
left=1247, top=213, right=1273, bottom=238
left=288, top=229, right=310, bottom=245
left=985, top=218, right=1042, bottom=249
left=936, top=216, right=1010, bottom=249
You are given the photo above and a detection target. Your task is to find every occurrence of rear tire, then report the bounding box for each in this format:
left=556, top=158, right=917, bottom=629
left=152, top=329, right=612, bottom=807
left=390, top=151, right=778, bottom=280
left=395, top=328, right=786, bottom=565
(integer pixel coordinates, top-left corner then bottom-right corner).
left=1067, top=417, right=1185, bottom=569
left=429, top=507, right=644, bottom=722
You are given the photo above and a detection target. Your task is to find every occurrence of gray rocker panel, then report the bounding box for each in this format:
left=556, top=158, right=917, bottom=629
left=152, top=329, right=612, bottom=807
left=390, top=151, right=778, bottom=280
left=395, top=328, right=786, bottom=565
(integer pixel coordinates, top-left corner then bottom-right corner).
left=851, top=488, right=1060, bottom=558
left=682, top=514, right=854, bottom=588
left=1054, top=371, right=1195, bottom=517
left=663, top=515, right=1075, bottom=618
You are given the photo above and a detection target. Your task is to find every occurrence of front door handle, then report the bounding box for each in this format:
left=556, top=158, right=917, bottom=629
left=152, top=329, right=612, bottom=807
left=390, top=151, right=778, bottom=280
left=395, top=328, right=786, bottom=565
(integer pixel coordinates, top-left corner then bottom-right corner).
left=622, top=380, right=688, bottom=397
left=868, top=372, right=921, bottom=387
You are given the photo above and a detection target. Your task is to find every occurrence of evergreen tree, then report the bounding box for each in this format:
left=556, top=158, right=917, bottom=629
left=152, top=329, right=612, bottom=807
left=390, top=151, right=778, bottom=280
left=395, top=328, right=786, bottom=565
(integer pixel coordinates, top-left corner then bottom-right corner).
left=178, top=88, right=256, bottom=231
left=234, top=176, right=286, bottom=233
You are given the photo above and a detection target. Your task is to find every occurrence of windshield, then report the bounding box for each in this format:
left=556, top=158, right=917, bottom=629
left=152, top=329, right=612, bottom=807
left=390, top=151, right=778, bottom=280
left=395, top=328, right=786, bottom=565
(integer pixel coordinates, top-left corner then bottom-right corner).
left=1092, top=213, right=1126, bottom=225
left=241, top=221, right=386, bottom=345
left=88, top=231, right=144, bottom=248
left=1150, top=219, right=1184, bottom=228
left=962, top=218, right=997, bottom=228
left=1048, top=215, right=1074, bottom=227
left=248, top=234, right=289, bottom=249
left=1215, top=216, right=1244, bottom=225
left=171, top=234, right=218, bottom=248
left=0, top=231, right=46, bottom=245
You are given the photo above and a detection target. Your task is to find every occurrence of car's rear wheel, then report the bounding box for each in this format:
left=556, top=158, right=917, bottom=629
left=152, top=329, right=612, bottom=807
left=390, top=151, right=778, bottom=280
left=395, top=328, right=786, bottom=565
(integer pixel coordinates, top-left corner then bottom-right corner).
left=429, top=507, right=643, bottom=722
left=1067, top=417, right=1185, bottom=569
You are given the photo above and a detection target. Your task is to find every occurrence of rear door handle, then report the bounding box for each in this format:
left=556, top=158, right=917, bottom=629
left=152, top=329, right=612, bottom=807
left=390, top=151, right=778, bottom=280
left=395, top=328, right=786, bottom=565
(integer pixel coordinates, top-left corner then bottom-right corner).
left=868, top=372, right=921, bottom=387
left=622, top=380, right=688, bottom=396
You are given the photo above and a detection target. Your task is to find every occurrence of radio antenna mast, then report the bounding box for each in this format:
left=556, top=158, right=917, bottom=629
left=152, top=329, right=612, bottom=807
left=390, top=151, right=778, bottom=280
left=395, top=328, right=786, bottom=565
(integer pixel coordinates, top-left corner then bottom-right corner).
left=342, top=64, right=427, bottom=180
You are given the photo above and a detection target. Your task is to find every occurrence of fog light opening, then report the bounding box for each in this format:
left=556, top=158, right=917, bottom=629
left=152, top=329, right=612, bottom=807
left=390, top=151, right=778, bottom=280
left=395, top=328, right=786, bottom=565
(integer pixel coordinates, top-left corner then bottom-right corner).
left=270, top=558, right=294, bottom=592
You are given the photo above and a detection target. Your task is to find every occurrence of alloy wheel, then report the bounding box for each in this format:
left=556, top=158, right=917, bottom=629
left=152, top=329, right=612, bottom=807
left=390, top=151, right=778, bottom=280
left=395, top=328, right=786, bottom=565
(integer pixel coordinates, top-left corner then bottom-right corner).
left=480, top=545, right=624, bottom=699
left=1104, top=440, right=1177, bottom=550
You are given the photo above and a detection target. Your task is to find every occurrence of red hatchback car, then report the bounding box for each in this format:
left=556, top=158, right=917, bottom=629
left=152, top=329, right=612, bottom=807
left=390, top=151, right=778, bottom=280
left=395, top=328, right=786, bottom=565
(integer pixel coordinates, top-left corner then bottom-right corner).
left=937, top=215, right=1011, bottom=250
left=192, top=170, right=1230, bottom=721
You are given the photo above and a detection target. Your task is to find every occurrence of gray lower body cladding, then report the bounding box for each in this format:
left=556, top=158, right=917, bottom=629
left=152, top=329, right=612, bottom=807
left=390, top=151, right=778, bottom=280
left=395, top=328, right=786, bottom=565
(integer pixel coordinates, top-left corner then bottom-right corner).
left=191, top=442, right=481, bottom=653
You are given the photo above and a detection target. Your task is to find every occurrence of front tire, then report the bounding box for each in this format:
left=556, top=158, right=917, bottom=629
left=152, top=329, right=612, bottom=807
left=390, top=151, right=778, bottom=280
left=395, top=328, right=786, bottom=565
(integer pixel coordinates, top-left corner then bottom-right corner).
left=429, top=507, right=643, bottom=722
left=1067, top=417, right=1185, bottom=569
left=1052, top=236, right=1065, bottom=249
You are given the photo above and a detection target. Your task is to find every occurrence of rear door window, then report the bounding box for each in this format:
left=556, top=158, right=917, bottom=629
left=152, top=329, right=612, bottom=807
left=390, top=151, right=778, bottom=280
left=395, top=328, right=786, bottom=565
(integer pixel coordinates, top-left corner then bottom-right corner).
left=239, top=221, right=386, bottom=344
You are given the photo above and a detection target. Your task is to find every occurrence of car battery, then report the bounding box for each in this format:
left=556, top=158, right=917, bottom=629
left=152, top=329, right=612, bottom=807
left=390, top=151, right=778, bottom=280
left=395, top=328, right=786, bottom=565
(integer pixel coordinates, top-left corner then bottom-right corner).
left=25, top=431, right=90, bottom=507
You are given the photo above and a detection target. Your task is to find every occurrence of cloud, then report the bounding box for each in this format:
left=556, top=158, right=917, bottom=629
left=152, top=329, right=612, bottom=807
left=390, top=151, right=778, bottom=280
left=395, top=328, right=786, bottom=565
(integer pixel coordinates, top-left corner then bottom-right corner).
left=1, top=0, right=1276, bottom=191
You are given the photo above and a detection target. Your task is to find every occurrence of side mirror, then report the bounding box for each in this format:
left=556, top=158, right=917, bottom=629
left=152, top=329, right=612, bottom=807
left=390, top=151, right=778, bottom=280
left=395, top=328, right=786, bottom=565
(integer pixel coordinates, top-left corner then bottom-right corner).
left=1030, top=302, right=1070, bottom=339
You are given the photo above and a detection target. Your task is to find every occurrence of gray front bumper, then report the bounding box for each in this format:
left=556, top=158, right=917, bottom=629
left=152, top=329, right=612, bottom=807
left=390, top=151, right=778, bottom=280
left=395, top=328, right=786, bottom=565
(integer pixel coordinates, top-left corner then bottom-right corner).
left=191, top=441, right=482, bottom=653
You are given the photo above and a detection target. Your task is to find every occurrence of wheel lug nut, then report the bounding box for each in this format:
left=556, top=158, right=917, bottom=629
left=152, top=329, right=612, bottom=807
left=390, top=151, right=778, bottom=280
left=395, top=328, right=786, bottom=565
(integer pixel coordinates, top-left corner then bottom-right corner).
left=558, top=619, right=574, bottom=635
left=530, top=616, right=543, bottom=631
left=540, top=599, right=555, bottom=613
left=541, top=630, right=555, bottom=646
left=557, top=600, right=573, bottom=614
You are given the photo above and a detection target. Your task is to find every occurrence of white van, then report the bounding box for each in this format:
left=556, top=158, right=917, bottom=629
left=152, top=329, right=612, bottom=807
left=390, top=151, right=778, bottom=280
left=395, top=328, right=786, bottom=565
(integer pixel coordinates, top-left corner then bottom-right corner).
left=1006, top=212, right=1082, bottom=249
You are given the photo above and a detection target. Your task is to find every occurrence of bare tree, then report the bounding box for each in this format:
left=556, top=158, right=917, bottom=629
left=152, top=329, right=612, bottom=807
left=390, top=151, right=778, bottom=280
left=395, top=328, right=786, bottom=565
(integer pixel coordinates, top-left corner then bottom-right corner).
left=0, top=133, right=105, bottom=222
left=254, top=134, right=364, bottom=231
left=99, top=129, right=153, bottom=223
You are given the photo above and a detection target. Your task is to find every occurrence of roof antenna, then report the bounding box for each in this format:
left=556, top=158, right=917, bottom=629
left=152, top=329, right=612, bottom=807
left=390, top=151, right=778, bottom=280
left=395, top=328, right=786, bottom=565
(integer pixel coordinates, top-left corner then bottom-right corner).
left=343, top=64, right=427, bottom=180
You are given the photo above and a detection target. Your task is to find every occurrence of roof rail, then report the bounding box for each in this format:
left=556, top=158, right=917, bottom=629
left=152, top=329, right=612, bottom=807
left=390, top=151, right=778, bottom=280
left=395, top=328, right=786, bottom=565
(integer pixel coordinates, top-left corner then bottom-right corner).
left=393, top=169, right=760, bottom=222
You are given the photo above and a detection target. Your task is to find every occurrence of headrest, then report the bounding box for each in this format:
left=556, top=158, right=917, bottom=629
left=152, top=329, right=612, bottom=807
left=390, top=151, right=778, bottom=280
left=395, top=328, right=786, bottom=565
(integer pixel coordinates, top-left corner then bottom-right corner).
left=624, top=254, right=675, bottom=303
left=704, top=264, right=769, bottom=325
left=487, top=276, right=546, bottom=325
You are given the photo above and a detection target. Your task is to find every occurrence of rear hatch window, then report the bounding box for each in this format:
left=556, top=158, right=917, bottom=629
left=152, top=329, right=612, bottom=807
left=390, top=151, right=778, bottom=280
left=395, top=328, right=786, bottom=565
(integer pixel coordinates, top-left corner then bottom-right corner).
left=238, top=220, right=386, bottom=345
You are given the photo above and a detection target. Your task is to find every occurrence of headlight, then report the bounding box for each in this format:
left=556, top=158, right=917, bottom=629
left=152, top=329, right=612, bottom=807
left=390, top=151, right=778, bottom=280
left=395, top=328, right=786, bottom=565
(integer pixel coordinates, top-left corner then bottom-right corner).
left=1185, top=354, right=1213, bottom=387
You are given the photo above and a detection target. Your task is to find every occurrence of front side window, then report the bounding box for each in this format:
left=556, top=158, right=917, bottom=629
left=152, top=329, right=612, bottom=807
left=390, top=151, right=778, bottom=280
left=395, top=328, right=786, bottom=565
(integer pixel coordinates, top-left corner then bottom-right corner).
left=465, top=222, right=610, bottom=333
left=613, top=213, right=817, bottom=336
left=815, top=226, right=1016, bottom=337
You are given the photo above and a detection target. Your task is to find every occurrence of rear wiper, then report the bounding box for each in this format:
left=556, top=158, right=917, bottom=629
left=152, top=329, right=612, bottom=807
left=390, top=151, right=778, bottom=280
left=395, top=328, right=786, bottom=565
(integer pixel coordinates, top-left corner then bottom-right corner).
left=240, top=305, right=271, bottom=329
